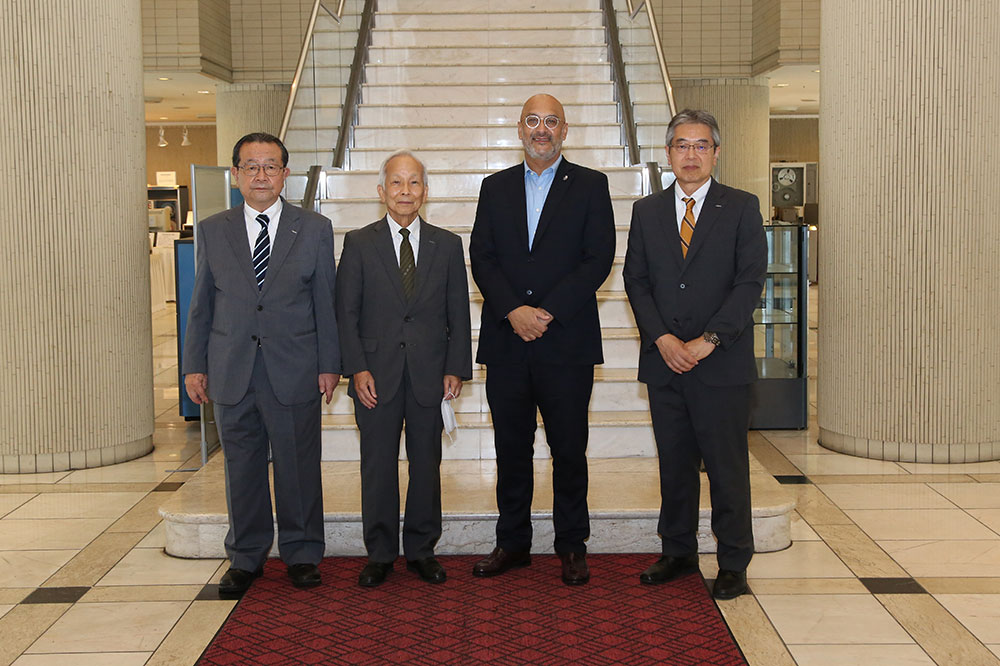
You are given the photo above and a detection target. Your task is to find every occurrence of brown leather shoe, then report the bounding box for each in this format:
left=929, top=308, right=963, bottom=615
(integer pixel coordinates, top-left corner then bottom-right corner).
left=472, top=546, right=531, bottom=577
left=559, top=552, right=590, bottom=585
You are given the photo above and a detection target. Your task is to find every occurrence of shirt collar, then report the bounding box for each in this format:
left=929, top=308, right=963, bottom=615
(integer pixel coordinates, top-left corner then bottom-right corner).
left=524, top=155, right=563, bottom=179
left=386, top=213, right=421, bottom=237
left=674, top=178, right=712, bottom=205
left=244, top=198, right=282, bottom=223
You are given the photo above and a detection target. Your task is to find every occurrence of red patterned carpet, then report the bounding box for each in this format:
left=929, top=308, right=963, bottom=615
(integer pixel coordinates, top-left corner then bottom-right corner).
left=198, top=554, right=747, bottom=665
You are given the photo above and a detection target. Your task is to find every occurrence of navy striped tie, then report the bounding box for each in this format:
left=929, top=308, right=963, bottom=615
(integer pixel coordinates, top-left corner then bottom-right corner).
left=253, top=213, right=269, bottom=289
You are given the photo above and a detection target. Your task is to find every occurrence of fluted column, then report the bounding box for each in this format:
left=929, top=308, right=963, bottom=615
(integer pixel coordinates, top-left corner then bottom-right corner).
left=673, top=78, right=771, bottom=216
left=215, top=83, right=290, bottom=165
left=0, top=1, right=152, bottom=472
left=818, top=0, right=1000, bottom=462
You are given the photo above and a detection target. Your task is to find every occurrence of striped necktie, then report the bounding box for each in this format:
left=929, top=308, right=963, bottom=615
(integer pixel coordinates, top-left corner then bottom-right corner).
left=398, top=227, right=416, bottom=300
left=680, top=197, right=696, bottom=257
left=253, top=213, right=270, bottom=289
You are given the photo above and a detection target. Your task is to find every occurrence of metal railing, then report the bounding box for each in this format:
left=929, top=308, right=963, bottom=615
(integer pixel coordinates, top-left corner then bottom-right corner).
left=332, top=0, right=376, bottom=169
left=625, top=0, right=676, bottom=117
left=601, top=0, right=641, bottom=166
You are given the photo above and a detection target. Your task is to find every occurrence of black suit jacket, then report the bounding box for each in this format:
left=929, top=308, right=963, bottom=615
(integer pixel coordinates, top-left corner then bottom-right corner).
left=469, top=159, right=615, bottom=365
left=623, top=179, right=767, bottom=387
left=336, top=217, right=473, bottom=407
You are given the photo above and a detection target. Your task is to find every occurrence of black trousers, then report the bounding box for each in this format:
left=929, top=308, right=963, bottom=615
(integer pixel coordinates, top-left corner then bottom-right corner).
left=215, top=349, right=325, bottom=571
left=354, top=366, right=443, bottom=563
left=485, top=362, right=594, bottom=554
left=647, top=373, right=754, bottom=571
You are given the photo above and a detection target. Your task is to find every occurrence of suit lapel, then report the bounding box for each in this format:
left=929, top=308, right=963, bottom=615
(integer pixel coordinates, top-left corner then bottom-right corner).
left=222, top=208, right=259, bottom=290
left=373, top=217, right=408, bottom=305
left=657, top=184, right=685, bottom=271
left=502, top=165, right=530, bottom=255
left=259, top=201, right=301, bottom=298
left=683, top=178, right=723, bottom=266
left=412, top=218, right=438, bottom=303
left=531, top=158, right=573, bottom=251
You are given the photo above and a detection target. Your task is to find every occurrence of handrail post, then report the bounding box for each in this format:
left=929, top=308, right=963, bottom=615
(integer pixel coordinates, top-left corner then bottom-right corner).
left=332, top=0, right=376, bottom=169
left=279, top=0, right=325, bottom=141
left=643, top=1, right=676, bottom=117
left=601, top=0, right=641, bottom=166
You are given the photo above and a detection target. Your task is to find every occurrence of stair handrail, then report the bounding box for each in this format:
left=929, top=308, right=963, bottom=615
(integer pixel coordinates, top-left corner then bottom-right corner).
left=625, top=0, right=677, bottom=117
left=601, top=0, right=640, bottom=166
left=279, top=0, right=344, bottom=142
left=332, top=0, right=377, bottom=169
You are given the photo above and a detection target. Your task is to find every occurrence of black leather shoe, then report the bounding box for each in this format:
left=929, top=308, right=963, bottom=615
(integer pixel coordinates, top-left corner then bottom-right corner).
left=559, top=552, right=590, bottom=585
left=712, top=569, right=748, bottom=600
left=218, top=567, right=263, bottom=597
left=358, top=561, right=394, bottom=587
left=287, top=563, right=321, bottom=588
left=407, top=557, right=447, bottom=584
left=639, top=555, right=699, bottom=585
left=472, top=546, right=531, bottom=577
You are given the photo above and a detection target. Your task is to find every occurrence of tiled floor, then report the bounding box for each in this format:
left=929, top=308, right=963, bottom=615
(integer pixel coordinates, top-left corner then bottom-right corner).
left=1, top=288, right=999, bottom=665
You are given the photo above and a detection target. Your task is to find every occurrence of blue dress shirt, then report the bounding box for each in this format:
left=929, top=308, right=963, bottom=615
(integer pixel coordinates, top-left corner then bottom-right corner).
left=524, top=155, right=562, bottom=250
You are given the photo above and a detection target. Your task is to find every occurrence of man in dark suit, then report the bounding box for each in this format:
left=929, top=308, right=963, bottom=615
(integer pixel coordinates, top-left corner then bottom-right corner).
left=623, top=109, right=767, bottom=599
left=183, top=132, right=341, bottom=596
left=336, top=151, right=472, bottom=587
left=469, top=94, right=615, bottom=585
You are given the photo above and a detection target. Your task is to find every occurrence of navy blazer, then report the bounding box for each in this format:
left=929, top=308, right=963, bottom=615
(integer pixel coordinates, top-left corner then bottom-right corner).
left=470, top=158, right=616, bottom=366
left=623, top=179, right=767, bottom=387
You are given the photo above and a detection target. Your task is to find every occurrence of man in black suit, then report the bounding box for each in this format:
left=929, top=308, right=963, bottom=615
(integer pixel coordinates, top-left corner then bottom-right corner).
left=183, top=132, right=341, bottom=596
left=469, top=94, right=615, bottom=585
left=623, top=109, right=767, bottom=599
left=336, top=151, right=472, bottom=587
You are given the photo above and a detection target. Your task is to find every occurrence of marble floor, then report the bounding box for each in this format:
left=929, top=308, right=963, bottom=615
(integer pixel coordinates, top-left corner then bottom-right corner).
left=2, top=287, right=1000, bottom=665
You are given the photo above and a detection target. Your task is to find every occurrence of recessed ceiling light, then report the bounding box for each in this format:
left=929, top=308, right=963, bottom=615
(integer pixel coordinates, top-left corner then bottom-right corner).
left=774, top=83, right=790, bottom=88
left=158, top=77, right=171, bottom=81
left=812, top=69, right=820, bottom=73
left=197, top=90, right=211, bottom=94
left=159, top=116, right=168, bottom=120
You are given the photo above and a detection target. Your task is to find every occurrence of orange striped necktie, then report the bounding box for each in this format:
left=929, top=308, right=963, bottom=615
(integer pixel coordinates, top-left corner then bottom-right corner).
left=680, top=197, right=696, bottom=257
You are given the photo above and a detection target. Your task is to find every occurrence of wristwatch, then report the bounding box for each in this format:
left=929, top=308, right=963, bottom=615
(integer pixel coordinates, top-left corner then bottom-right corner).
left=703, top=331, right=721, bottom=347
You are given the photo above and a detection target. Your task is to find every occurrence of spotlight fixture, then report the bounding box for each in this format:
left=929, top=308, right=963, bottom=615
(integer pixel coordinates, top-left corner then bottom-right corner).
left=158, top=76, right=171, bottom=81
left=158, top=127, right=168, bottom=147
left=774, top=83, right=790, bottom=88
left=181, top=127, right=191, bottom=146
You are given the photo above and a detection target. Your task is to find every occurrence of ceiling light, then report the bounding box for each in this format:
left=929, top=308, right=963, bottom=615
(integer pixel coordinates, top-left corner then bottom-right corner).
left=812, top=69, right=820, bottom=73
left=159, top=116, right=168, bottom=120
left=158, top=127, right=168, bottom=147
left=197, top=90, right=211, bottom=94
left=158, top=76, right=171, bottom=81
left=774, top=83, right=790, bottom=88
left=181, top=127, right=192, bottom=146
left=801, top=98, right=817, bottom=102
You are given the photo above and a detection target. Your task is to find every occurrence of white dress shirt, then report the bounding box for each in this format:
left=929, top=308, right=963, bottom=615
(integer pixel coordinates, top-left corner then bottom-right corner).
left=244, top=199, right=283, bottom=252
left=673, top=179, right=712, bottom=232
left=386, top=213, right=421, bottom=266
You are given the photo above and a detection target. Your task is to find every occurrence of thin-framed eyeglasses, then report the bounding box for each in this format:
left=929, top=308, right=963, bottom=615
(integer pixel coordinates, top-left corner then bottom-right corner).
left=239, top=163, right=284, bottom=176
left=522, top=114, right=562, bottom=130
left=669, top=142, right=716, bottom=154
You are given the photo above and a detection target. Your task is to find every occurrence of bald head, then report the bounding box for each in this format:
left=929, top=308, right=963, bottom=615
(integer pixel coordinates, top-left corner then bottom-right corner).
left=518, top=94, right=569, bottom=173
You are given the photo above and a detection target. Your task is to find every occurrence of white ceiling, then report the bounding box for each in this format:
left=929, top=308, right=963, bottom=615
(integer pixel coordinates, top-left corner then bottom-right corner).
left=765, top=64, right=821, bottom=116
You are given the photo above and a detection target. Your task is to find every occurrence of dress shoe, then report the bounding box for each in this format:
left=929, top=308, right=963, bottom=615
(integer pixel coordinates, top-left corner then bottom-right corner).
left=712, top=569, right=748, bottom=600
left=358, top=561, right=394, bottom=587
left=218, top=567, right=263, bottom=597
left=287, top=563, right=321, bottom=588
left=559, top=552, right=590, bottom=586
left=472, top=546, right=531, bottom=577
left=407, top=557, right=447, bottom=584
left=638, top=555, right=700, bottom=585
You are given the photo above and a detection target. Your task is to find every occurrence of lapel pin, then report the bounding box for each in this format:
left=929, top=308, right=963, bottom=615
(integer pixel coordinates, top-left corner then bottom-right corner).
left=563, top=175, right=568, bottom=181
left=291, top=229, right=298, bottom=233
left=714, top=204, right=722, bottom=208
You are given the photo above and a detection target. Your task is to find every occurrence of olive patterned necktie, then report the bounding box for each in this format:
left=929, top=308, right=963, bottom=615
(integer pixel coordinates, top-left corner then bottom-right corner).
left=399, top=227, right=415, bottom=300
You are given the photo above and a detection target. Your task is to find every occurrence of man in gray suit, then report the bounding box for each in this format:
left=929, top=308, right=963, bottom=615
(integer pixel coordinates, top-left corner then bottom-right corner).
left=183, top=132, right=341, bottom=596
left=336, top=150, right=472, bottom=587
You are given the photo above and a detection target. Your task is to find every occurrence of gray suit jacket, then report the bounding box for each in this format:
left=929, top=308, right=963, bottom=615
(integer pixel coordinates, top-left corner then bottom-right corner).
left=336, top=217, right=473, bottom=407
left=182, top=201, right=341, bottom=406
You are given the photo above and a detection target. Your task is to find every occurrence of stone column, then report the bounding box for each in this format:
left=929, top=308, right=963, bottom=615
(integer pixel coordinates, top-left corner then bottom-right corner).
left=0, top=1, right=153, bottom=471
left=215, top=83, right=290, bottom=166
left=673, top=78, right=771, bottom=216
left=818, top=0, right=1000, bottom=462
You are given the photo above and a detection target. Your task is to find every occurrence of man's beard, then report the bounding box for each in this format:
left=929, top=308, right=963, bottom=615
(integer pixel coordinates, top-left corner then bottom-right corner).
left=522, top=131, right=562, bottom=162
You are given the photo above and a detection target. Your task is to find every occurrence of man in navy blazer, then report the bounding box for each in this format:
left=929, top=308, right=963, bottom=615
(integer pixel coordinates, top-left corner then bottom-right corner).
left=469, top=94, right=615, bottom=585
left=183, top=133, right=341, bottom=596
left=623, top=110, right=767, bottom=599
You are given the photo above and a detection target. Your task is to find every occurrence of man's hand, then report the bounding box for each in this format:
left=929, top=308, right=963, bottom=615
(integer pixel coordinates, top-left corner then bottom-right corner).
left=508, top=305, right=553, bottom=342
left=443, top=374, right=463, bottom=400
left=318, top=373, right=340, bottom=405
left=654, top=334, right=699, bottom=374
left=683, top=337, right=717, bottom=362
left=353, top=370, right=378, bottom=409
left=184, top=373, right=209, bottom=405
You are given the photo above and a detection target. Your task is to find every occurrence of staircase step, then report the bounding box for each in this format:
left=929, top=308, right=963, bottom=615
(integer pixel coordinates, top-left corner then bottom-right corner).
left=377, top=0, right=602, bottom=11
left=356, top=103, right=620, bottom=127
left=374, top=11, right=605, bottom=30
left=362, top=82, right=615, bottom=105
left=368, top=45, right=610, bottom=66
left=372, top=28, right=607, bottom=48
left=364, top=63, right=613, bottom=85
left=343, top=146, right=628, bottom=170
left=160, top=454, right=795, bottom=557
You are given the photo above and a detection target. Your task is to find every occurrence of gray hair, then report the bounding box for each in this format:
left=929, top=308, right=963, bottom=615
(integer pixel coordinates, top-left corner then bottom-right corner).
left=378, top=150, right=428, bottom=188
left=665, top=109, right=722, bottom=148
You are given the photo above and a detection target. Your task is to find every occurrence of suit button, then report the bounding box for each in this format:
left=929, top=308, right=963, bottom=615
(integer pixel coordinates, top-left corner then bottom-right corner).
left=256, top=305, right=263, bottom=311
left=404, top=316, right=413, bottom=322
left=672, top=318, right=679, bottom=324
left=679, top=283, right=686, bottom=289
left=526, top=289, right=533, bottom=296
left=251, top=335, right=258, bottom=341
left=527, top=258, right=535, bottom=263
left=399, top=342, right=406, bottom=349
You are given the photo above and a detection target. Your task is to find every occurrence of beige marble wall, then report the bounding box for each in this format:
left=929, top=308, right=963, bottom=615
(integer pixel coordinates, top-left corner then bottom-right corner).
left=818, top=0, right=1000, bottom=461
left=0, top=0, right=154, bottom=472
left=673, top=78, right=771, bottom=216
left=230, top=0, right=313, bottom=83
left=214, top=83, right=290, bottom=166
left=142, top=0, right=232, bottom=79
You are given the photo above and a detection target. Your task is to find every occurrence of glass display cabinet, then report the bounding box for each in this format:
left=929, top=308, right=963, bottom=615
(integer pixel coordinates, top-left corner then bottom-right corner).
left=750, top=223, right=809, bottom=429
